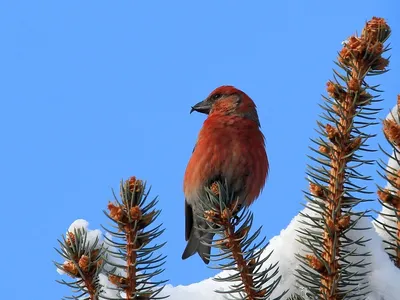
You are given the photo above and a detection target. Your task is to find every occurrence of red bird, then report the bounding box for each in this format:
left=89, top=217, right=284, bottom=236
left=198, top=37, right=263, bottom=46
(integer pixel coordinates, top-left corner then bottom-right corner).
left=182, top=85, right=269, bottom=264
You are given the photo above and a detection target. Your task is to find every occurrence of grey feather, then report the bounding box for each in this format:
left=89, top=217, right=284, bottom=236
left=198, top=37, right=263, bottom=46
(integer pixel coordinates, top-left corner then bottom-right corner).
left=182, top=200, right=214, bottom=264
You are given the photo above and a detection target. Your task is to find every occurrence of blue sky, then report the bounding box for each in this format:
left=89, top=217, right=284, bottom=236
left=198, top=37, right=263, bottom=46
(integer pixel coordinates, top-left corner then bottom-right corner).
left=0, top=1, right=399, bottom=299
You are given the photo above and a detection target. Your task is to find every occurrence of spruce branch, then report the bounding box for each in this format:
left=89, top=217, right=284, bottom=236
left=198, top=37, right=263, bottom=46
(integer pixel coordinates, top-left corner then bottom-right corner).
left=102, top=177, right=168, bottom=300
left=197, top=181, right=286, bottom=300
left=298, top=17, right=391, bottom=300
left=55, top=227, right=105, bottom=300
left=376, top=94, right=400, bottom=268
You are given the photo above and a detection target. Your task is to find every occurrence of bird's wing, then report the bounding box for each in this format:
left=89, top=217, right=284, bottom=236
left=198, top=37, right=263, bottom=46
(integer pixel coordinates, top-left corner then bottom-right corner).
left=184, top=199, right=193, bottom=241
left=184, top=137, right=201, bottom=241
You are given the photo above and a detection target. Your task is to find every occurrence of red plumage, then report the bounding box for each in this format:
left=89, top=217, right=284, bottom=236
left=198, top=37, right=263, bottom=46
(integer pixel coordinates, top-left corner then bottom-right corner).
left=182, top=86, right=269, bottom=264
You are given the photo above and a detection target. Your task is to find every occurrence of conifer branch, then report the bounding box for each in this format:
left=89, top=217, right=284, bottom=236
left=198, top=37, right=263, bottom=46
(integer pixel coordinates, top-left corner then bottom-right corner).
left=376, top=95, right=400, bottom=268
left=198, top=181, right=286, bottom=300
left=298, top=17, right=391, bottom=299
left=55, top=228, right=105, bottom=300
left=103, top=177, right=168, bottom=300
left=55, top=177, right=168, bottom=299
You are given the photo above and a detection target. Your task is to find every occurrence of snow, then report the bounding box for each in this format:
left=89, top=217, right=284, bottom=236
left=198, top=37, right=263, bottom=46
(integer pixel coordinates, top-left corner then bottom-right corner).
left=68, top=219, right=103, bottom=249
left=366, top=224, right=400, bottom=300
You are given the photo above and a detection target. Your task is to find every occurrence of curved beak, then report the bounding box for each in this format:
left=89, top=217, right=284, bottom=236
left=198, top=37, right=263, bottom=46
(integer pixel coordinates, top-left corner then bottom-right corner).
left=190, top=99, right=211, bottom=114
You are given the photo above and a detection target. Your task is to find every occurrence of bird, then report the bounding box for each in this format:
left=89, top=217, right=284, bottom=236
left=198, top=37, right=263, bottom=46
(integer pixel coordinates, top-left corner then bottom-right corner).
left=182, top=85, right=269, bottom=264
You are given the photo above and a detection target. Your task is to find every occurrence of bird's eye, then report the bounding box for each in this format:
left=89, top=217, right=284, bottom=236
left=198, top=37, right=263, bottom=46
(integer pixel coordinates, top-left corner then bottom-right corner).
left=211, top=94, right=222, bottom=100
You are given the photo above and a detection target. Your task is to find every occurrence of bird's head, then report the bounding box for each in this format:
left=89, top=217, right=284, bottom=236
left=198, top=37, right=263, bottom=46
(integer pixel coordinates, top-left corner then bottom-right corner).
left=190, top=85, right=260, bottom=126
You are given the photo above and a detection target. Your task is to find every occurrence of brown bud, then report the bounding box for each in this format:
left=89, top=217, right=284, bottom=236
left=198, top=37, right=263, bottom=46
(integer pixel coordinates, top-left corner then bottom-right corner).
left=366, top=17, right=389, bottom=33
left=346, top=36, right=367, bottom=59
left=78, top=255, right=90, bottom=272
left=326, top=81, right=336, bottom=96
left=383, top=119, right=400, bottom=145
left=108, top=202, right=124, bottom=221
left=204, top=210, right=217, bottom=223
left=326, top=219, right=335, bottom=232
left=326, top=124, right=338, bottom=141
left=367, top=42, right=383, bottom=55
left=338, top=215, right=351, bottom=230
left=338, top=47, right=351, bottom=64
left=66, top=232, right=76, bottom=246
left=221, top=208, right=232, bottom=220
left=109, top=274, right=127, bottom=287
left=394, top=176, right=400, bottom=189
left=347, top=78, right=360, bottom=91
left=347, top=36, right=363, bottom=51
left=364, top=17, right=390, bottom=42
left=63, top=261, right=79, bottom=276
left=357, top=91, right=373, bottom=106
left=210, top=182, right=220, bottom=196
left=377, top=189, right=400, bottom=208
left=377, top=189, right=390, bottom=202
left=371, top=57, right=389, bottom=70
left=128, top=176, right=143, bottom=193
left=309, top=183, right=324, bottom=197
left=319, top=144, right=330, bottom=155
left=130, top=206, right=142, bottom=221
left=306, top=254, right=326, bottom=274
left=349, top=136, right=362, bottom=151
left=326, top=81, right=346, bottom=100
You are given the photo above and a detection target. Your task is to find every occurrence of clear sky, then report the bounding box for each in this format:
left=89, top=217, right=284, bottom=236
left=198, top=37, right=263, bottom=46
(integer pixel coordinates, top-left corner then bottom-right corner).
left=0, top=1, right=399, bottom=299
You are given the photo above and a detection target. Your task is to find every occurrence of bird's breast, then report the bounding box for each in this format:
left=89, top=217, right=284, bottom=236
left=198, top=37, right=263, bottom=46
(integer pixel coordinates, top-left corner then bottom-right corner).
left=184, top=116, right=268, bottom=206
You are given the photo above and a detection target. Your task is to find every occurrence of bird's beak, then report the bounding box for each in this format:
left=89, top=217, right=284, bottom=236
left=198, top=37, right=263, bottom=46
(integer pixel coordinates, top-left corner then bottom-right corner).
left=190, top=99, right=211, bottom=114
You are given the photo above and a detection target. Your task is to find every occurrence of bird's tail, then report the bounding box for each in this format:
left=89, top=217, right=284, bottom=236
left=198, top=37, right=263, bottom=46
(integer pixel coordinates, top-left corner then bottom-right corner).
left=182, top=217, right=214, bottom=264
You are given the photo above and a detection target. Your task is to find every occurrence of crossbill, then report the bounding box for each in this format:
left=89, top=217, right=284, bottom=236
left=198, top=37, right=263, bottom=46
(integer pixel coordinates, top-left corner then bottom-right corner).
left=182, top=85, right=269, bottom=264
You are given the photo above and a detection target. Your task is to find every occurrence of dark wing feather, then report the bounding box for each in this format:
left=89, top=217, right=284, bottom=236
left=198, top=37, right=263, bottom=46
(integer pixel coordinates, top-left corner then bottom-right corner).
left=184, top=199, right=193, bottom=241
